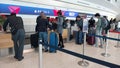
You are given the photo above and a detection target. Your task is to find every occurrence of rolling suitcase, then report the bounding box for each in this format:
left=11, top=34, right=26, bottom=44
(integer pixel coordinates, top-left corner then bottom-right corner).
left=86, top=34, right=95, bottom=45
left=30, top=33, right=39, bottom=48
left=75, top=31, right=83, bottom=44
left=49, top=32, right=58, bottom=52
left=87, top=27, right=95, bottom=45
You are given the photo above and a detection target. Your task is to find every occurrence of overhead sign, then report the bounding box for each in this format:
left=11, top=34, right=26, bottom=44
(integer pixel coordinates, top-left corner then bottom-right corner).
left=0, top=3, right=93, bottom=18
left=0, top=3, right=54, bottom=15
left=8, top=6, right=20, bottom=14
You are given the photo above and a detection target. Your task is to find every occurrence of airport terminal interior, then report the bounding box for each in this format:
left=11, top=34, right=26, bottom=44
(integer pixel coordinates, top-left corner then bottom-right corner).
left=0, top=0, right=120, bottom=68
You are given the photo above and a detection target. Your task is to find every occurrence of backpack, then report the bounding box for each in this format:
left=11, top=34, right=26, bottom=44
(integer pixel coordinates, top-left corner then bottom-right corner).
left=105, top=20, right=111, bottom=30
left=100, top=17, right=108, bottom=29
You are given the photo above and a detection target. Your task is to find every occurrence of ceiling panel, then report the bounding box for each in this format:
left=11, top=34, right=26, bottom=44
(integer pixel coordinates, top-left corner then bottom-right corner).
left=84, top=0, right=120, bottom=13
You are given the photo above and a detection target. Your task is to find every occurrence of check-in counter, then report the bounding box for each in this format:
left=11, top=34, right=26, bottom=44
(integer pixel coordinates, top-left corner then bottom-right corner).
left=0, top=32, right=14, bottom=57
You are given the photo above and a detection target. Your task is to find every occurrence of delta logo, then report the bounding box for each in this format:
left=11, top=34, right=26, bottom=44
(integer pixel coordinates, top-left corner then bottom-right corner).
left=53, top=9, right=65, bottom=16
left=8, top=6, right=20, bottom=14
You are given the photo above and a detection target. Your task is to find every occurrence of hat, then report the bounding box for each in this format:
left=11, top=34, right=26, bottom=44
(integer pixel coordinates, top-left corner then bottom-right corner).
left=76, top=15, right=81, bottom=18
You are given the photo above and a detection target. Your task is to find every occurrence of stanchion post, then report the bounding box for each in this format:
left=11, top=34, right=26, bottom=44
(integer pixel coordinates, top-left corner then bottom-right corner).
left=39, top=39, right=43, bottom=68
left=115, top=34, right=120, bottom=48
left=78, top=32, right=89, bottom=67
left=101, top=31, right=110, bottom=57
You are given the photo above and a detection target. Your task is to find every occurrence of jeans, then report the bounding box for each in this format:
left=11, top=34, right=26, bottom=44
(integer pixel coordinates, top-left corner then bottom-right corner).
left=67, top=28, right=71, bottom=42
left=12, top=29, right=25, bottom=59
left=39, top=32, right=48, bottom=50
left=95, top=29, right=103, bottom=47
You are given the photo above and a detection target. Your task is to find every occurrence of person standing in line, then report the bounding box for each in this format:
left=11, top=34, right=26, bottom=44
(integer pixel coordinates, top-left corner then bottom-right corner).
left=3, top=13, right=25, bottom=61
left=94, top=13, right=103, bottom=47
left=100, top=16, right=110, bottom=48
left=76, top=16, right=83, bottom=31
left=57, top=10, right=65, bottom=48
left=88, top=17, right=95, bottom=28
left=35, top=12, right=45, bottom=32
left=74, top=16, right=84, bottom=44
left=110, top=18, right=113, bottom=24
left=66, top=19, right=71, bottom=42
left=113, top=18, right=117, bottom=30
left=36, top=12, right=49, bottom=52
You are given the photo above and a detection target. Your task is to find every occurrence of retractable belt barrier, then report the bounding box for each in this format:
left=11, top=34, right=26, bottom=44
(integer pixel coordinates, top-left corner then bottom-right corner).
left=39, top=41, right=120, bottom=68
left=88, top=33, right=120, bottom=41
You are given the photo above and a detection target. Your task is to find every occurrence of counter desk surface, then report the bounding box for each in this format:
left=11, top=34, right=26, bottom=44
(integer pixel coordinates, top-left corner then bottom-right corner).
left=0, top=32, right=13, bottom=49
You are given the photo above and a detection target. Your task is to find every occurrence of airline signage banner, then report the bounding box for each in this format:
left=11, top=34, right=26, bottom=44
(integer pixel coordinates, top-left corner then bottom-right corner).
left=0, top=3, right=54, bottom=15
left=64, top=11, right=78, bottom=17
left=0, top=3, right=93, bottom=17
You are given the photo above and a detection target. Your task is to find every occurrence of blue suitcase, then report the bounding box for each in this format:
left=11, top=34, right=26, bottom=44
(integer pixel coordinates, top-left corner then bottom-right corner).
left=75, top=31, right=83, bottom=44
left=49, top=32, right=58, bottom=53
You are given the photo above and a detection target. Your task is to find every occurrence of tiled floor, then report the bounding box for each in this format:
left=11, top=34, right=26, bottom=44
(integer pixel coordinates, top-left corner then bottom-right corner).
left=0, top=33, right=120, bottom=68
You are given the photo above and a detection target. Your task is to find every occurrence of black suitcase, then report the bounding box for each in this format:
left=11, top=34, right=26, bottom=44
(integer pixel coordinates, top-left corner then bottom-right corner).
left=75, top=31, right=83, bottom=44
left=30, top=33, right=39, bottom=48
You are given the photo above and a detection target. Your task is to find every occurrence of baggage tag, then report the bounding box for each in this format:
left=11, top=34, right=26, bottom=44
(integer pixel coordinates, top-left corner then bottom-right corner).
left=83, top=19, right=88, bottom=33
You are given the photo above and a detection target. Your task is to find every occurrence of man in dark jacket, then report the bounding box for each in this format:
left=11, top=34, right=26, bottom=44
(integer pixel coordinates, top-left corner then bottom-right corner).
left=35, top=12, right=44, bottom=32
left=36, top=12, right=49, bottom=52
left=3, top=13, right=25, bottom=61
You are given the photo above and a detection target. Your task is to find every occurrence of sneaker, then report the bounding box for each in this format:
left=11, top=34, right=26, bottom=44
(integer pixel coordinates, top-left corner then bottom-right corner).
left=99, top=45, right=104, bottom=48
left=18, top=57, right=24, bottom=61
left=58, top=44, right=61, bottom=47
left=44, top=49, right=48, bottom=52
left=14, top=56, right=18, bottom=59
left=60, top=45, right=64, bottom=48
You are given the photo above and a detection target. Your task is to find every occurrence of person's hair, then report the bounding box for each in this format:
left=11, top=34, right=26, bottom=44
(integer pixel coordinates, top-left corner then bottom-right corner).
left=47, top=17, right=50, bottom=21
left=55, top=17, right=58, bottom=20
left=113, top=18, right=116, bottom=22
left=95, top=13, right=100, bottom=17
left=40, top=11, right=44, bottom=14
left=103, top=16, right=107, bottom=18
left=57, top=10, right=62, bottom=15
left=76, top=15, right=81, bottom=18
left=10, top=13, right=16, bottom=16
left=76, top=16, right=81, bottom=21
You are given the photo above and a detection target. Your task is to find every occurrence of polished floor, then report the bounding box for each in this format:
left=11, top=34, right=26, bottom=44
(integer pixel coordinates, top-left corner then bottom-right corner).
left=0, top=33, right=120, bottom=68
